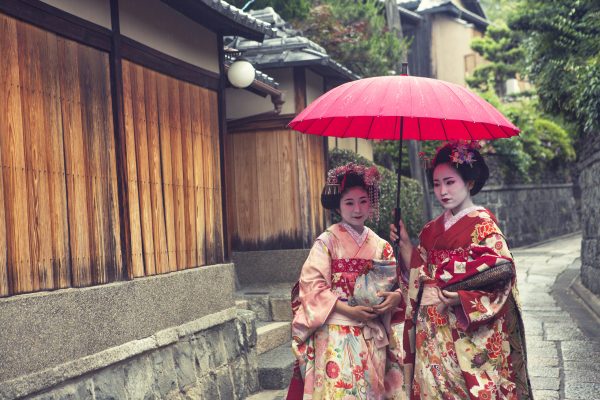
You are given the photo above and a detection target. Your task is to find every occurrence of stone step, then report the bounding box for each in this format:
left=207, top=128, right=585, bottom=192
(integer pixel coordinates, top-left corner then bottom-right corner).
left=245, top=389, right=286, bottom=400
left=235, top=283, right=293, bottom=322
left=257, top=321, right=291, bottom=355
left=258, top=342, right=295, bottom=390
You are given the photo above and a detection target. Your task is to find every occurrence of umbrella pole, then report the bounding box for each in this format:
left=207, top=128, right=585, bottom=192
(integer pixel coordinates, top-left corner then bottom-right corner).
left=395, top=117, right=403, bottom=241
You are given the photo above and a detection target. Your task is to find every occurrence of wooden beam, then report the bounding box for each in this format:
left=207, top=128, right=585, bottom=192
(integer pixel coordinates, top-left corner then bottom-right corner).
left=217, top=34, right=230, bottom=262
left=120, top=36, right=219, bottom=91
left=293, top=67, right=307, bottom=114
left=0, top=0, right=111, bottom=51
left=109, top=0, right=132, bottom=280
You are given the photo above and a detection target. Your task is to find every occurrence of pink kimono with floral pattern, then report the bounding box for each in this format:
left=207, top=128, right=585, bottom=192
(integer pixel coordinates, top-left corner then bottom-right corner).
left=288, top=223, right=406, bottom=399
left=402, top=207, right=532, bottom=400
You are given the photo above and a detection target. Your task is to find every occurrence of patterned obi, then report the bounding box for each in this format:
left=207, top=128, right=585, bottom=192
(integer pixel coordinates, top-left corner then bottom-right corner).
left=330, top=258, right=373, bottom=301
left=426, top=247, right=470, bottom=284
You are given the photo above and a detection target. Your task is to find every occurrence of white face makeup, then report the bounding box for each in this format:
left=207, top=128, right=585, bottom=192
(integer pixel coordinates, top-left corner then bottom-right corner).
left=338, top=187, right=371, bottom=232
left=432, top=163, right=474, bottom=214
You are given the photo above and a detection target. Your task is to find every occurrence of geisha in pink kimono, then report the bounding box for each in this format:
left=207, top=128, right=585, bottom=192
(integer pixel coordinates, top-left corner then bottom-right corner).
left=391, top=143, right=532, bottom=400
left=287, top=163, right=407, bottom=400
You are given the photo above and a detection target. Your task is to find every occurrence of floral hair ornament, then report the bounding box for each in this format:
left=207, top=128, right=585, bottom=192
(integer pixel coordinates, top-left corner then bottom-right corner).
left=450, top=140, right=483, bottom=167
left=324, top=163, right=382, bottom=221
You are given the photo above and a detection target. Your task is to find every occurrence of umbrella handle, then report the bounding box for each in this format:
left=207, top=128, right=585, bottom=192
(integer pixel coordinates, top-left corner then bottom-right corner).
left=394, top=207, right=401, bottom=245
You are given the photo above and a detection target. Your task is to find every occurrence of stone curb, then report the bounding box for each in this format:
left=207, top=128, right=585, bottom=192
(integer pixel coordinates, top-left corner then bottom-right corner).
left=513, top=231, right=583, bottom=250
left=571, top=276, right=600, bottom=321
left=0, top=308, right=239, bottom=400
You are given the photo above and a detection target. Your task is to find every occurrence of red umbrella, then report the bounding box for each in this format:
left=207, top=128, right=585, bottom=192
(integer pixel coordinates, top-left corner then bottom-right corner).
left=288, top=68, right=520, bottom=221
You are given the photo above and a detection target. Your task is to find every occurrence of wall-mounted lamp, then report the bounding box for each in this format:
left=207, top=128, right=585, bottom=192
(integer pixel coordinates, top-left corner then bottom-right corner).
left=227, top=59, right=256, bottom=89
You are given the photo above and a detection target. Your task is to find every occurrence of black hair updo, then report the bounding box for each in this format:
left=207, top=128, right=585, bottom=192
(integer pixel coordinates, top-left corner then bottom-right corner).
left=428, top=143, right=489, bottom=196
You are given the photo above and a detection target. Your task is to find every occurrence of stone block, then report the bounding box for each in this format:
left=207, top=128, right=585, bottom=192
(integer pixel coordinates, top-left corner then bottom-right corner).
left=235, top=311, right=256, bottom=352
left=123, top=355, right=154, bottom=400
left=270, top=298, right=292, bottom=322
left=93, top=365, right=127, bottom=400
left=530, top=376, right=560, bottom=391
left=564, top=382, right=600, bottom=399
left=531, top=390, right=559, bottom=400
left=203, top=327, right=227, bottom=368
left=245, top=296, right=272, bottom=322
left=172, top=340, right=198, bottom=392
left=256, top=322, right=291, bottom=355
left=221, top=321, right=242, bottom=362
left=151, top=347, right=178, bottom=398
left=31, top=379, right=95, bottom=400
left=215, top=367, right=234, bottom=400
left=258, top=343, right=294, bottom=390
left=198, top=372, right=220, bottom=400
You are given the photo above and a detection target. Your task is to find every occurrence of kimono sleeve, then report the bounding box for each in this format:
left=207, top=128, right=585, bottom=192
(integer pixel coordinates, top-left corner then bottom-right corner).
left=291, top=238, right=339, bottom=343
left=453, top=233, right=514, bottom=332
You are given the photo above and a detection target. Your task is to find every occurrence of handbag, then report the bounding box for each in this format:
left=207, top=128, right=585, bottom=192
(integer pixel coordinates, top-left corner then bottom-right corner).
left=443, top=260, right=514, bottom=292
left=349, top=259, right=397, bottom=306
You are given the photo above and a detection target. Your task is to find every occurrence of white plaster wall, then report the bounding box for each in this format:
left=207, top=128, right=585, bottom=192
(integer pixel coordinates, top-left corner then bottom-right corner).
left=305, top=69, right=324, bottom=105
left=430, top=15, right=483, bottom=86
left=119, top=0, right=219, bottom=73
left=264, top=68, right=295, bottom=115
left=40, top=0, right=111, bottom=29
left=225, top=88, right=274, bottom=120
left=328, top=137, right=374, bottom=161
left=356, top=139, right=374, bottom=161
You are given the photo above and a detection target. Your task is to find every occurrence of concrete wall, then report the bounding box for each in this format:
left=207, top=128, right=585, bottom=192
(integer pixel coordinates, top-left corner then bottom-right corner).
left=40, top=0, right=111, bottom=28
left=119, top=0, right=219, bottom=73
left=265, top=68, right=295, bottom=115
left=0, top=264, right=253, bottom=398
left=430, top=14, right=484, bottom=86
left=305, top=69, right=324, bottom=105
left=578, top=132, right=600, bottom=295
left=431, top=184, right=580, bottom=248
left=226, top=87, right=275, bottom=119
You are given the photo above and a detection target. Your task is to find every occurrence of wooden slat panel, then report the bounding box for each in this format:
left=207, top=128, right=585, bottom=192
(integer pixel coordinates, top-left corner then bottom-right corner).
left=58, top=38, right=91, bottom=287
left=157, top=73, right=177, bottom=272
left=277, top=130, right=299, bottom=238
left=130, top=62, right=156, bottom=276
left=121, top=60, right=144, bottom=278
left=167, top=77, right=186, bottom=270
left=201, top=88, right=216, bottom=264
left=42, top=30, right=70, bottom=289
left=143, top=68, right=169, bottom=274
left=0, top=14, right=28, bottom=295
left=180, top=81, right=197, bottom=268
left=191, top=86, right=206, bottom=266
left=208, top=91, right=223, bottom=261
left=232, top=133, right=258, bottom=246
left=256, top=132, right=276, bottom=242
left=18, top=22, right=53, bottom=291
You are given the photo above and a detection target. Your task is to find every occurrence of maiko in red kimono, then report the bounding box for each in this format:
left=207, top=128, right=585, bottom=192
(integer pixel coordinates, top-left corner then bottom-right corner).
left=402, top=206, right=532, bottom=400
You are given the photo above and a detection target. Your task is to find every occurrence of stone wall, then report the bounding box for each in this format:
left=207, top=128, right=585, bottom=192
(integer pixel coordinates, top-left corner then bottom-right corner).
left=0, top=264, right=261, bottom=399
left=431, top=183, right=580, bottom=248
left=578, top=132, right=600, bottom=296
left=0, top=308, right=258, bottom=399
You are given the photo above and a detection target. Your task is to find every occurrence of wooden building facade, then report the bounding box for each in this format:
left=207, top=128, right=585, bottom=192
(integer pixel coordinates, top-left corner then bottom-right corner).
left=0, top=0, right=273, bottom=297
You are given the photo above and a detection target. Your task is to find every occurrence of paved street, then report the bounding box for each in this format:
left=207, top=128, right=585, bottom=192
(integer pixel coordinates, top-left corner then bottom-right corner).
left=249, top=233, right=600, bottom=400
left=513, top=233, right=600, bottom=399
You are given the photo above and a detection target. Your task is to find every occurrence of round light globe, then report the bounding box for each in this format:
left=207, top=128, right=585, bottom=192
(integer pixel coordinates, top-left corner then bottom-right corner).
left=227, top=60, right=256, bottom=88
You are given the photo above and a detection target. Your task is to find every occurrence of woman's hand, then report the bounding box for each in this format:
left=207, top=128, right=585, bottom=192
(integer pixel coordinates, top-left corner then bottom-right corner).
left=389, top=219, right=410, bottom=247
left=335, top=300, right=378, bottom=322
left=372, top=291, right=403, bottom=314
left=436, top=289, right=460, bottom=312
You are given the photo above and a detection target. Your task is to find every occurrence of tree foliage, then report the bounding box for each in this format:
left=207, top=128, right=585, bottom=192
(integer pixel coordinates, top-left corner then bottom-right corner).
left=466, top=22, right=524, bottom=96
left=509, top=0, right=600, bottom=135
left=296, top=0, right=409, bottom=77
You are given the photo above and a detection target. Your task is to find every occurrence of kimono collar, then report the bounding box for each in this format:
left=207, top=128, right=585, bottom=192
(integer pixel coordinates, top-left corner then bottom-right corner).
left=340, top=222, right=369, bottom=247
left=443, top=205, right=485, bottom=231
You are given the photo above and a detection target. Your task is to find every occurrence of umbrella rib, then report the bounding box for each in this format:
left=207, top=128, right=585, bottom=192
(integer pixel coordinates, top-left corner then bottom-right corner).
left=481, top=122, right=497, bottom=140
left=460, top=119, right=475, bottom=142
left=440, top=119, right=450, bottom=142
left=318, top=117, right=337, bottom=137
left=365, top=116, right=376, bottom=140
left=435, top=80, right=478, bottom=124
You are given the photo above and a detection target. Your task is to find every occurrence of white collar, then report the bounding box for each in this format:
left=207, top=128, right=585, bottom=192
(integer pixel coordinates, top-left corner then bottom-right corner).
left=443, top=205, right=484, bottom=231
left=340, top=222, right=369, bottom=247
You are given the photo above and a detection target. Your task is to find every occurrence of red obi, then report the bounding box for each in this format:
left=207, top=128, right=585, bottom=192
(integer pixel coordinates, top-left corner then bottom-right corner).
left=330, top=258, right=373, bottom=300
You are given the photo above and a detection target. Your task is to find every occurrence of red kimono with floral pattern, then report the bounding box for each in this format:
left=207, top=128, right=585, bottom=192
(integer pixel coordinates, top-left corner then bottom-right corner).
left=402, top=207, right=532, bottom=400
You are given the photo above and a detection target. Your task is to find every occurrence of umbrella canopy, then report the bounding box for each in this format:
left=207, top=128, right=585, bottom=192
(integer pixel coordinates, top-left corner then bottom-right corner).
left=289, top=75, right=520, bottom=140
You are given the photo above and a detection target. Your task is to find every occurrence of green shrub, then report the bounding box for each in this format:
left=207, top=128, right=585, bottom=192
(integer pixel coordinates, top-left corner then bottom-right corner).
left=328, top=148, right=424, bottom=240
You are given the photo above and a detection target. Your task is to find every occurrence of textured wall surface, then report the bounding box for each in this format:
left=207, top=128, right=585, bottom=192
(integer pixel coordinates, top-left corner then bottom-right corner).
left=578, top=132, right=600, bottom=295
left=431, top=183, right=580, bottom=248
left=0, top=308, right=259, bottom=400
